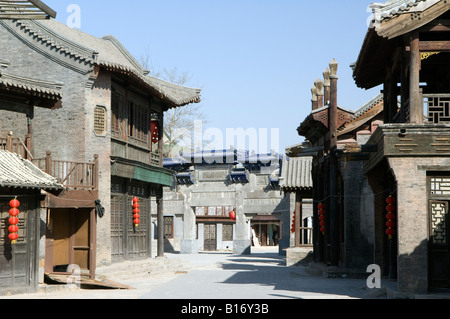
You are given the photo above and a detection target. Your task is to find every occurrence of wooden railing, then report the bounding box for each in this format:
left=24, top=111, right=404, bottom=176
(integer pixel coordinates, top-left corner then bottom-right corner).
left=424, top=94, right=450, bottom=124
left=33, top=151, right=99, bottom=190
left=0, top=132, right=33, bottom=160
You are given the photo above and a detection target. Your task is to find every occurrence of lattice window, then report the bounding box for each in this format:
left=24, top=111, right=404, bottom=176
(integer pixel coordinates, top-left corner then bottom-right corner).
left=430, top=177, right=450, bottom=195
left=431, top=202, right=447, bottom=244
left=164, top=216, right=174, bottom=239
left=222, top=224, right=234, bottom=241
left=94, top=106, right=107, bottom=135
left=425, top=95, right=450, bottom=124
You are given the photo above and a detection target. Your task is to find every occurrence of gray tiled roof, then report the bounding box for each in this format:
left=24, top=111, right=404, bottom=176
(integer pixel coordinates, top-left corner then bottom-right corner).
left=370, top=0, right=439, bottom=22
left=8, top=19, right=201, bottom=107
left=0, top=150, right=63, bottom=189
left=280, top=156, right=313, bottom=191
left=0, top=69, right=63, bottom=99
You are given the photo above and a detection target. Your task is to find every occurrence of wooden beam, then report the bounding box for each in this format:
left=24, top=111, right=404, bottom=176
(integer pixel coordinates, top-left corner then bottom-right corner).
left=29, top=0, right=56, bottom=18
left=419, top=20, right=450, bottom=32
left=419, top=40, right=450, bottom=52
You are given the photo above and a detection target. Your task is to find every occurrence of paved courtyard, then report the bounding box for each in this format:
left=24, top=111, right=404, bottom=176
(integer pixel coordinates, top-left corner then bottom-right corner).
left=1, top=247, right=377, bottom=300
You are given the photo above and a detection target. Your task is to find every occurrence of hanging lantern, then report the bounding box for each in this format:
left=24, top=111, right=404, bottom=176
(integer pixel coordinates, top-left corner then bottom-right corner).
left=151, top=121, right=159, bottom=144
left=8, top=198, right=20, bottom=244
left=318, top=203, right=325, bottom=235
left=291, top=211, right=296, bottom=233
left=229, top=211, right=236, bottom=221
left=385, top=195, right=396, bottom=240
left=132, top=197, right=140, bottom=227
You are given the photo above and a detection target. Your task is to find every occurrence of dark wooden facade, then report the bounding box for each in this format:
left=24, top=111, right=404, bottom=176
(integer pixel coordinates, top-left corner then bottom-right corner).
left=0, top=189, right=41, bottom=295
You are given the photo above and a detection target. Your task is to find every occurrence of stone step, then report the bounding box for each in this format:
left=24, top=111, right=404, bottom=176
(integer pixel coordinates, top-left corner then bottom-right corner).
left=95, top=257, right=186, bottom=280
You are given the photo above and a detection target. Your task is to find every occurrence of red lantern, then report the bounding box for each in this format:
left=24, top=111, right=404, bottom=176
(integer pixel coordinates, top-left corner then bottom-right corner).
left=318, top=203, right=325, bottom=235
left=8, top=198, right=20, bottom=244
left=132, top=197, right=140, bottom=227
left=9, top=198, right=20, bottom=208
left=386, top=205, right=396, bottom=213
left=291, top=211, right=296, bottom=233
left=8, top=225, right=19, bottom=233
left=229, top=211, right=236, bottom=221
left=8, top=233, right=19, bottom=241
left=386, top=196, right=396, bottom=239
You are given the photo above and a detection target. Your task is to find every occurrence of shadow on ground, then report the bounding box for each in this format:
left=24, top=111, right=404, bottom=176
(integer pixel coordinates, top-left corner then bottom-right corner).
left=218, top=251, right=368, bottom=299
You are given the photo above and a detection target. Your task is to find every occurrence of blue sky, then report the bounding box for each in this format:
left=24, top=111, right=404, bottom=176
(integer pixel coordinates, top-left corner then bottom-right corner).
left=43, top=0, right=381, bottom=154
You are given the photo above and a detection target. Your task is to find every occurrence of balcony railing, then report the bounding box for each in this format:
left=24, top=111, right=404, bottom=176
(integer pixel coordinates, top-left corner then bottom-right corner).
left=33, top=151, right=99, bottom=190
left=0, top=132, right=33, bottom=160
left=424, top=94, right=450, bottom=124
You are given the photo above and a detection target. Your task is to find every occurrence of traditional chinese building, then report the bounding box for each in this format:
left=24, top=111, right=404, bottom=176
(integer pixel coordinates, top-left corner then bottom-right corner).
left=0, top=0, right=65, bottom=295
left=0, top=15, right=201, bottom=284
left=296, top=59, right=384, bottom=274
left=162, top=150, right=290, bottom=255
left=353, top=0, right=450, bottom=294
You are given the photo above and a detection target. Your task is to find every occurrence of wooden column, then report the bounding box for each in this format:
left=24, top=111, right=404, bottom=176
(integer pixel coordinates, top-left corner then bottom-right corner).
left=315, top=79, right=324, bottom=109
left=329, top=59, right=338, bottom=150
left=409, top=31, right=423, bottom=124
left=328, top=59, right=339, bottom=266
left=157, top=190, right=164, bottom=258
left=323, top=68, right=331, bottom=106
left=311, top=87, right=318, bottom=111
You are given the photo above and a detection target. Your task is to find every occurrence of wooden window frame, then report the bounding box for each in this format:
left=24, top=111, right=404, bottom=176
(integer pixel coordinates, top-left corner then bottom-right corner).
left=94, top=105, right=107, bottom=136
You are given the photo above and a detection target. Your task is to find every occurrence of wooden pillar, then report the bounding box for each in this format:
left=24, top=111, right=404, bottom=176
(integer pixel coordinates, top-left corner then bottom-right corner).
left=315, top=79, right=324, bottom=110
left=329, top=59, right=338, bottom=150
left=158, top=112, right=164, bottom=166
left=328, top=59, right=339, bottom=266
left=311, top=87, right=318, bottom=111
left=409, top=31, right=423, bottom=124
left=45, top=151, right=52, bottom=175
left=295, top=191, right=303, bottom=248
left=157, top=190, right=164, bottom=258
left=323, top=68, right=331, bottom=106
left=6, top=131, right=12, bottom=152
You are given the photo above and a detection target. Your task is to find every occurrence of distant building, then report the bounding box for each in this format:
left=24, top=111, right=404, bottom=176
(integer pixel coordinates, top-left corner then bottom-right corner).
left=162, top=150, right=291, bottom=255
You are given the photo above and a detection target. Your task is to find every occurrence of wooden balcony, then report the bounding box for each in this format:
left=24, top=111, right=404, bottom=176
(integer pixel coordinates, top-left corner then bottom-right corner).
left=33, top=151, right=99, bottom=191
left=0, top=132, right=32, bottom=160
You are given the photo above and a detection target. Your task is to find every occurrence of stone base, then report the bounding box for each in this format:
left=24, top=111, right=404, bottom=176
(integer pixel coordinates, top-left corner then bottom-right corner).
left=278, top=238, right=289, bottom=256
left=233, top=239, right=251, bottom=255
left=180, top=239, right=198, bottom=254
left=285, top=247, right=313, bottom=267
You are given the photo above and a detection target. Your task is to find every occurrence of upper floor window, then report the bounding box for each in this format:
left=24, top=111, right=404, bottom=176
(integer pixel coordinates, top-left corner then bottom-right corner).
left=128, top=102, right=149, bottom=144
left=94, top=106, right=107, bottom=136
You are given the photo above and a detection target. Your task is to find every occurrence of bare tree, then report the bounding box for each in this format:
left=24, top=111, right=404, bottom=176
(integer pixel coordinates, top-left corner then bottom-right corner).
left=140, top=53, right=207, bottom=158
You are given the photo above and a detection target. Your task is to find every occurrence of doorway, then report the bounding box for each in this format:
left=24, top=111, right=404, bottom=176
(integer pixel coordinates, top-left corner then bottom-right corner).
left=429, top=200, right=450, bottom=289
left=204, top=224, right=217, bottom=251
left=45, top=208, right=94, bottom=277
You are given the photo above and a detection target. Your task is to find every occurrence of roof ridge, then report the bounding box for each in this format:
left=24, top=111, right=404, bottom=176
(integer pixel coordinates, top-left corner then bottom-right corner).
left=19, top=20, right=98, bottom=63
left=102, top=35, right=149, bottom=76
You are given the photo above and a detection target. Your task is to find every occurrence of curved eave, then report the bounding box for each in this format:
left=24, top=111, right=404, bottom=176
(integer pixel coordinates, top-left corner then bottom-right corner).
left=101, top=63, right=201, bottom=109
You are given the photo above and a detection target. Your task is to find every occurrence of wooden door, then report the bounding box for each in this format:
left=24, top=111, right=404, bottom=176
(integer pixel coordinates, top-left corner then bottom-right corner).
left=429, top=201, right=450, bottom=289
left=52, top=209, right=70, bottom=269
left=47, top=209, right=91, bottom=273
left=204, top=224, right=216, bottom=251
